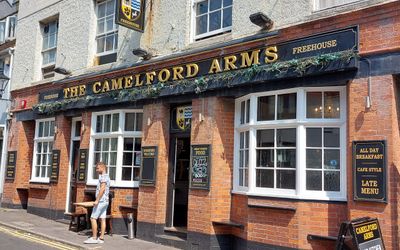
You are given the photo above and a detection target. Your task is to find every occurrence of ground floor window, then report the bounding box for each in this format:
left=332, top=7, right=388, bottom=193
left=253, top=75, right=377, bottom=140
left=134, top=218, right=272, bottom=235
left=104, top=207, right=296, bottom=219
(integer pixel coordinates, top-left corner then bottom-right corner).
left=234, top=87, right=346, bottom=200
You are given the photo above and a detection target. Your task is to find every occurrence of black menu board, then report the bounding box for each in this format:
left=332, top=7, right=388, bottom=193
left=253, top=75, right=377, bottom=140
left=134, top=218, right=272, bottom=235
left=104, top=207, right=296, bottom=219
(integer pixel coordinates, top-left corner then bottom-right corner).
left=140, top=146, right=158, bottom=186
left=353, top=141, right=386, bottom=202
left=77, top=149, right=88, bottom=183
left=190, top=145, right=211, bottom=190
left=50, top=150, right=60, bottom=183
left=5, top=151, right=17, bottom=180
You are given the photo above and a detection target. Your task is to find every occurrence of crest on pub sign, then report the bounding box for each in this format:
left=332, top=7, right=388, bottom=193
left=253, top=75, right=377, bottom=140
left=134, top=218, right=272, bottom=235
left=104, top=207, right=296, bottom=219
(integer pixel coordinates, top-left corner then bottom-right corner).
left=176, top=106, right=192, bottom=131
left=121, top=0, right=142, bottom=21
left=116, top=0, right=145, bottom=32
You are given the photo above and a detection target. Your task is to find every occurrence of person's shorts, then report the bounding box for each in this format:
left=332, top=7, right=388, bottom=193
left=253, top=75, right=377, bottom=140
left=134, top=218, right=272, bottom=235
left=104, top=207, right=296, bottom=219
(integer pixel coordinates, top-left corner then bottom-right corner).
left=91, top=202, right=108, bottom=219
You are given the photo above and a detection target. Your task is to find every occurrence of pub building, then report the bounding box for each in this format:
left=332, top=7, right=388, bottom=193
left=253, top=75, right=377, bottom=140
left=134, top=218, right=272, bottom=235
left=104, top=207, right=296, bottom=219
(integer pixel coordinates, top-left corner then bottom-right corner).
left=2, top=2, right=400, bottom=250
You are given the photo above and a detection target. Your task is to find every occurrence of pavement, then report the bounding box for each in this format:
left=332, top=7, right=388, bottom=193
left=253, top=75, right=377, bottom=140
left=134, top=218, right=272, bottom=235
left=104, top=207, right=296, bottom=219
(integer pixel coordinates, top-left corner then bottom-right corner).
left=0, top=208, right=177, bottom=250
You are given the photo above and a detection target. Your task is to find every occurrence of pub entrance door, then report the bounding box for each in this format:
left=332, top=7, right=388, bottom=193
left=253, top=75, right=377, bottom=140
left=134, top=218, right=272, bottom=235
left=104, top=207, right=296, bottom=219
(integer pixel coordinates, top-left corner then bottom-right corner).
left=66, top=118, right=81, bottom=213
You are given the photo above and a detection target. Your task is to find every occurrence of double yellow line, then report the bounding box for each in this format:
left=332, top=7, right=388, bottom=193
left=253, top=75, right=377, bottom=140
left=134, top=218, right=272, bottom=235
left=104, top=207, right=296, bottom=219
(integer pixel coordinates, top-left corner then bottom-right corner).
left=0, top=224, right=80, bottom=250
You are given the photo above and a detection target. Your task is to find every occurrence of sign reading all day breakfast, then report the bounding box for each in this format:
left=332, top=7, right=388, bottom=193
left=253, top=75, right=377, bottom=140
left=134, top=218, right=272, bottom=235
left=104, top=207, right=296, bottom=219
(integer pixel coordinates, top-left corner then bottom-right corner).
left=5, top=151, right=17, bottom=180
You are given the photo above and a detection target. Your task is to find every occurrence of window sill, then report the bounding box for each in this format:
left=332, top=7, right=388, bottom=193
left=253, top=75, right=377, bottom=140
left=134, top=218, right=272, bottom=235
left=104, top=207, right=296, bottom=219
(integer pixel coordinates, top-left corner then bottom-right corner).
left=247, top=202, right=296, bottom=211
left=29, top=182, right=50, bottom=190
left=232, top=190, right=347, bottom=202
left=187, top=32, right=232, bottom=51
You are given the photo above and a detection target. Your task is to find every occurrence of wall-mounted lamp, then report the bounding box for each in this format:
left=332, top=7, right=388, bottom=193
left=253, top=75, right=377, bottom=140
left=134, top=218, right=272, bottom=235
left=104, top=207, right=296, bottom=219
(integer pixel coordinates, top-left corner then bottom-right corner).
left=249, top=12, right=274, bottom=31
left=132, top=48, right=152, bottom=61
left=54, top=67, right=72, bottom=75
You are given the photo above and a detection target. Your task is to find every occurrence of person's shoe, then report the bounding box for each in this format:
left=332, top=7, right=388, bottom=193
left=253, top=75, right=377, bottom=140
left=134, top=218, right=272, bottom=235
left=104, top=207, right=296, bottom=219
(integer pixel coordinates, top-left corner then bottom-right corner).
left=84, top=237, right=98, bottom=244
left=97, top=238, right=104, bottom=244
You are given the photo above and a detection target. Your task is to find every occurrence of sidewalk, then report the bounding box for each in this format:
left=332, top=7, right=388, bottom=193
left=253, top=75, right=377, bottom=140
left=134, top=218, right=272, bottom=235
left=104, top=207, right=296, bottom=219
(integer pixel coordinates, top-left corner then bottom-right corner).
left=0, top=208, right=177, bottom=250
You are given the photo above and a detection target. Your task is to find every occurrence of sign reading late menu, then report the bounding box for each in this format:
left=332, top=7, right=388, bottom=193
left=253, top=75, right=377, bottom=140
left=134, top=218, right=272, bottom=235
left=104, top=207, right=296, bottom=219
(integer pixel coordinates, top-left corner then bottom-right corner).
left=6, top=151, right=17, bottom=180
left=140, top=146, right=157, bottom=186
left=353, top=141, right=386, bottom=202
left=77, top=149, right=88, bottom=183
left=50, top=150, right=61, bottom=183
left=350, top=218, right=385, bottom=250
left=190, top=145, right=211, bottom=190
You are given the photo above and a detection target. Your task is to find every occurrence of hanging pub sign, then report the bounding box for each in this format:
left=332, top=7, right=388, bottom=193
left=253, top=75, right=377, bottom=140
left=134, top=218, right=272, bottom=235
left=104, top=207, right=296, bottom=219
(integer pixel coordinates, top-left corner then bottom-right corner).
left=77, top=149, right=88, bottom=183
left=5, top=151, right=17, bottom=180
left=176, top=106, right=192, bottom=131
left=353, top=140, right=387, bottom=202
left=190, top=145, right=211, bottom=190
left=115, top=0, right=145, bottom=33
left=50, top=150, right=61, bottom=183
left=140, top=146, right=158, bottom=186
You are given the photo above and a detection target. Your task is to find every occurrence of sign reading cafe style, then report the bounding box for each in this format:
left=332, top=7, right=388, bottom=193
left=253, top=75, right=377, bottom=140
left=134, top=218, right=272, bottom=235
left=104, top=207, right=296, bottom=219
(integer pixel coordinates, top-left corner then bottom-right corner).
left=39, top=27, right=358, bottom=103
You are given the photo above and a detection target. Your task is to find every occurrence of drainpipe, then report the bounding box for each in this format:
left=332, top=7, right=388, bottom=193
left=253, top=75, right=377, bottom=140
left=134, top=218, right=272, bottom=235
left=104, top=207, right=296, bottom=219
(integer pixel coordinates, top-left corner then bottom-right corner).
left=362, top=58, right=372, bottom=109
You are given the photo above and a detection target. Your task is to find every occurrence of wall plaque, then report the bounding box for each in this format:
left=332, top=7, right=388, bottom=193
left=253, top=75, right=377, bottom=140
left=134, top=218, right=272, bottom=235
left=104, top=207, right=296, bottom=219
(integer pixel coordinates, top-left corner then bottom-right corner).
left=5, top=151, right=17, bottom=180
left=140, top=146, right=158, bottom=186
left=50, top=150, right=61, bottom=183
left=353, top=140, right=386, bottom=202
left=77, top=149, right=88, bottom=183
left=190, top=145, right=211, bottom=190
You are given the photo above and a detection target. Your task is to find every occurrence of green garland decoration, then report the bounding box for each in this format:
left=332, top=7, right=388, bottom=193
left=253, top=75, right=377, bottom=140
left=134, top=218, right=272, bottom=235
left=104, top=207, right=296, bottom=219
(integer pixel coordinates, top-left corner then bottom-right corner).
left=33, top=50, right=357, bottom=114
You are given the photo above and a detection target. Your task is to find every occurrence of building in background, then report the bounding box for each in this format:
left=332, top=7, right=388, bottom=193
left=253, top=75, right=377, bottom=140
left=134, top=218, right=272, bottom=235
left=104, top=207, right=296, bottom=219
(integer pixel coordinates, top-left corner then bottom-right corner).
left=2, top=0, right=400, bottom=249
left=0, top=0, right=17, bottom=202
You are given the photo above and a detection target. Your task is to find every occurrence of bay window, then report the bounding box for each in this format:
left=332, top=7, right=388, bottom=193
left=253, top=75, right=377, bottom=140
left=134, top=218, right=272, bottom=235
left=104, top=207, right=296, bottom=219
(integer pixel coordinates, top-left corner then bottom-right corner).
left=88, top=110, right=143, bottom=187
left=234, top=87, right=346, bottom=200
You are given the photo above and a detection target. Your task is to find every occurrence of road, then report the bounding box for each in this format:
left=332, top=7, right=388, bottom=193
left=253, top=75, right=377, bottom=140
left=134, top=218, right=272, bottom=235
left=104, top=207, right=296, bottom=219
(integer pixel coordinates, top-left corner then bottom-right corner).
left=0, top=225, right=79, bottom=250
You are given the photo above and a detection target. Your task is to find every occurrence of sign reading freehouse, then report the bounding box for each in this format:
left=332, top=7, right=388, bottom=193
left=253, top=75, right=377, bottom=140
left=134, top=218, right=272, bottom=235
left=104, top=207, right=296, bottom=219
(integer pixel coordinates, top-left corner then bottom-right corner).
left=39, top=27, right=358, bottom=103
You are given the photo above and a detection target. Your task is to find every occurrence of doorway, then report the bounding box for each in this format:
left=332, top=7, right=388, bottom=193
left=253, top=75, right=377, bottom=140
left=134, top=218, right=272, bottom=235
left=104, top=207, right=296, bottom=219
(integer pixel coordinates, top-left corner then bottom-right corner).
left=66, top=118, right=81, bottom=213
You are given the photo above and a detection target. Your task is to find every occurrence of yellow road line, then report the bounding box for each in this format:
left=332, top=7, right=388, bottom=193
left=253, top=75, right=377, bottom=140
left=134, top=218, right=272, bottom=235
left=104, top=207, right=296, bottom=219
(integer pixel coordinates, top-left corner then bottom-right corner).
left=0, top=225, right=79, bottom=250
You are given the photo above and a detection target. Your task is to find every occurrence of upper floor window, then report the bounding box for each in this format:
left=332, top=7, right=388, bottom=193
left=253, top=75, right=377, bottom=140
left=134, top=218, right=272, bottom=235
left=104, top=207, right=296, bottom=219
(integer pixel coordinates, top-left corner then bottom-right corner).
left=42, top=20, right=58, bottom=67
left=234, top=87, right=346, bottom=201
left=315, top=0, right=361, bottom=10
left=193, top=0, right=232, bottom=41
left=0, top=15, right=17, bottom=44
left=96, top=0, right=118, bottom=55
left=31, top=119, right=55, bottom=183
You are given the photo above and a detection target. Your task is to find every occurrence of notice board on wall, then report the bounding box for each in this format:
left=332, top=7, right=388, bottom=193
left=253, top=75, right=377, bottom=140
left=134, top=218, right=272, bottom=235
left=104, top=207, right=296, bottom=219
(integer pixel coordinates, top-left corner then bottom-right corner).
left=50, top=150, right=61, bottom=183
left=190, top=145, right=211, bottom=190
left=353, top=140, right=386, bottom=202
left=5, top=151, right=17, bottom=180
left=140, top=146, right=158, bottom=186
left=77, top=149, right=88, bottom=183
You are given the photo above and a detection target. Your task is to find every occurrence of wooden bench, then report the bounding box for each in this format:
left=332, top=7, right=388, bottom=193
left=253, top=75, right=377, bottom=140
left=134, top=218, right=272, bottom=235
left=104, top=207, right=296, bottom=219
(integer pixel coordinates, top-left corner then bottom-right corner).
left=65, top=211, right=87, bottom=232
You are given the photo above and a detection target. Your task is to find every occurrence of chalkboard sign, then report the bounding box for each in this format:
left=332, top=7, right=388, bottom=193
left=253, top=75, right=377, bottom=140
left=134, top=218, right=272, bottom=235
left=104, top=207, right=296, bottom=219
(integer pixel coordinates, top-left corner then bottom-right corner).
left=190, top=145, right=211, bottom=190
left=350, top=218, right=385, bottom=250
left=5, top=151, right=17, bottom=180
left=353, top=141, right=386, bottom=202
left=77, top=149, right=88, bottom=183
left=140, top=146, right=158, bottom=186
left=50, top=150, right=61, bottom=183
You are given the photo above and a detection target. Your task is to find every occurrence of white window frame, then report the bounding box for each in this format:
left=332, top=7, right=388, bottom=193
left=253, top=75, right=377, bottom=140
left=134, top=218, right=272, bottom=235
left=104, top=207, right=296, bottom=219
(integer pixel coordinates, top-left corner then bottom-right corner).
left=0, top=15, right=16, bottom=44
left=31, top=118, right=55, bottom=183
left=96, top=0, right=118, bottom=56
left=314, top=0, right=362, bottom=11
left=191, top=0, right=232, bottom=41
left=41, top=20, right=58, bottom=68
left=233, top=86, right=347, bottom=201
left=87, top=109, right=143, bottom=188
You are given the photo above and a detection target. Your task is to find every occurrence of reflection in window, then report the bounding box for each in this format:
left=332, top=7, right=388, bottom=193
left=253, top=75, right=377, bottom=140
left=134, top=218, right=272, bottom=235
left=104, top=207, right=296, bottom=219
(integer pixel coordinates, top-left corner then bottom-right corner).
left=307, top=91, right=340, bottom=119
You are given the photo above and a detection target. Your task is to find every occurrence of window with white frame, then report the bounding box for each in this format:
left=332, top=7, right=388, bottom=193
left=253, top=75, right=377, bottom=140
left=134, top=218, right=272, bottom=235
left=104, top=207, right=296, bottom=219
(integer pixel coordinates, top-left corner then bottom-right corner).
left=315, top=0, right=361, bottom=10
left=234, top=87, right=346, bottom=200
left=89, top=110, right=143, bottom=187
left=193, top=0, right=232, bottom=40
left=96, top=0, right=118, bottom=55
left=42, top=20, right=58, bottom=66
left=31, top=119, right=55, bottom=182
left=0, top=15, right=16, bottom=44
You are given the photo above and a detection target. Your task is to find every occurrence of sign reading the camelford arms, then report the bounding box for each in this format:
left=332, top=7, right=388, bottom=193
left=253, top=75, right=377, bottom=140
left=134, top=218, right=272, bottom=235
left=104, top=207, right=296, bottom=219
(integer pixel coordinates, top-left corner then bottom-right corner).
left=353, top=141, right=386, bottom=202
left=190, top=145, right=211, bottom=190
left=6, top=151, right=17, bottom=180
left=39, top=27, right=358, bottom=103
left=115, top=0, right=145, bottom=32
left=140, top=146, right=158, bottom=186
left=350, top=218, right=385, bottom=250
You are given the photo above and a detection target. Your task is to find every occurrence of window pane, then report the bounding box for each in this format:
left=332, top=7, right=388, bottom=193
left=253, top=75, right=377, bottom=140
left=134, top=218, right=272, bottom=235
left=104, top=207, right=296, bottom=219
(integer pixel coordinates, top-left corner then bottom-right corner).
left=134, top=138, right=141, bottom=151
left=106, top=16, right=114, bottom=32
left=258, top=96, right=275, bottom=121
left=106, top=0, right=114, bottom=16
left=222, top=7, right=232, bottom=28
left=112, top=113, right=119, bottom=132
left=111, top=138, right=118, bottom=150
left=277, top=128, right=296, bottom=147
left=256, top=149, right=274, bottom=167
left=239, top=151, right=243, bottom=168
left=123, top=152, right=133, bottom=165
left=105, top=34, right=114, bottom=51
left=43, top=36, right=49, bottom=50
left=306, top=149, right=322, bottom=169
left=97, top=36, right=105, bottom=53
left=0, top=22, right=5, bottom=42
left=223, top=0, right=232, bottom=6
left=197, top=1, right=208, bottom=15
left=240, top=101, right=245, bottom=124
left=35, top=164, right=40, bottom=177
left=240, top=132, right=244, bottom=148
left=95, top=139, right=101, bottom=151
left=277, top=149, right=296, bottom=168
left=256, top=169, right=274, bottom=188
left=239, top=169, right=243, bottom=186
left=135, top=113, right=143, bottom=131
left=209, top=10, right=221, bottom=32
left=37, top=142, right=42, bottom=153
left=324, top=128, right=340, bottom=147
left=306, top=170, right=322, bottom=190
left=246, top=99, right=250, bottom=123
left=50, top=121, right=55, bottom=136
left=133, top=168, right=140, bottom=180
left=277, top=93, right=296, bottom=119
left=96, top=115, right=103, bottom=133
left=44, top=121, right=49, bottom=137
left=306, top=128, right=322, bottom=147
left=95, top=153, right=101, bottom=164
left=104, top=114, right=111, bottom=132
left=93, top=167, right=99, bottom=179
left=307, top=92, right=322, bottom=118
left=324, top=149, right=340, bottom=170
left=49, top=34, right=56, bottom=48
left=244, top=150, right=249, bottom=168
left=196, top=15, right=208, bottom=35
left=125, top=113, right=135, bottom=131
left=102, top=138, right=110, bottom=151
left=210, top=0, right=222, bottom=11
left=122, top=167, right=132, bottom=181
left=124, top=138, right=133, bottom=151
left=74, top=121, right=82, bottom=137
left=324, top=92, right=340, bottom=118
left=110, top=152, right=117, bottom=165
left=98, top=3, right=106, bottom=17
left=257, top=129, right=274, bottom=147
left=38, top=122, right=44, bottom=137
left=244, top=169, right=248, bottom=187
left=276, top=170, right=295, bottom=189
left=97, top=20, right=105, bottom=34
left=102, top=152, right=109, bottom=164
left=109, top=167, right=116, bottom=180
left=324, top=171, right=340, bottom=191
left=134, top=152, right=141, bottom=166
